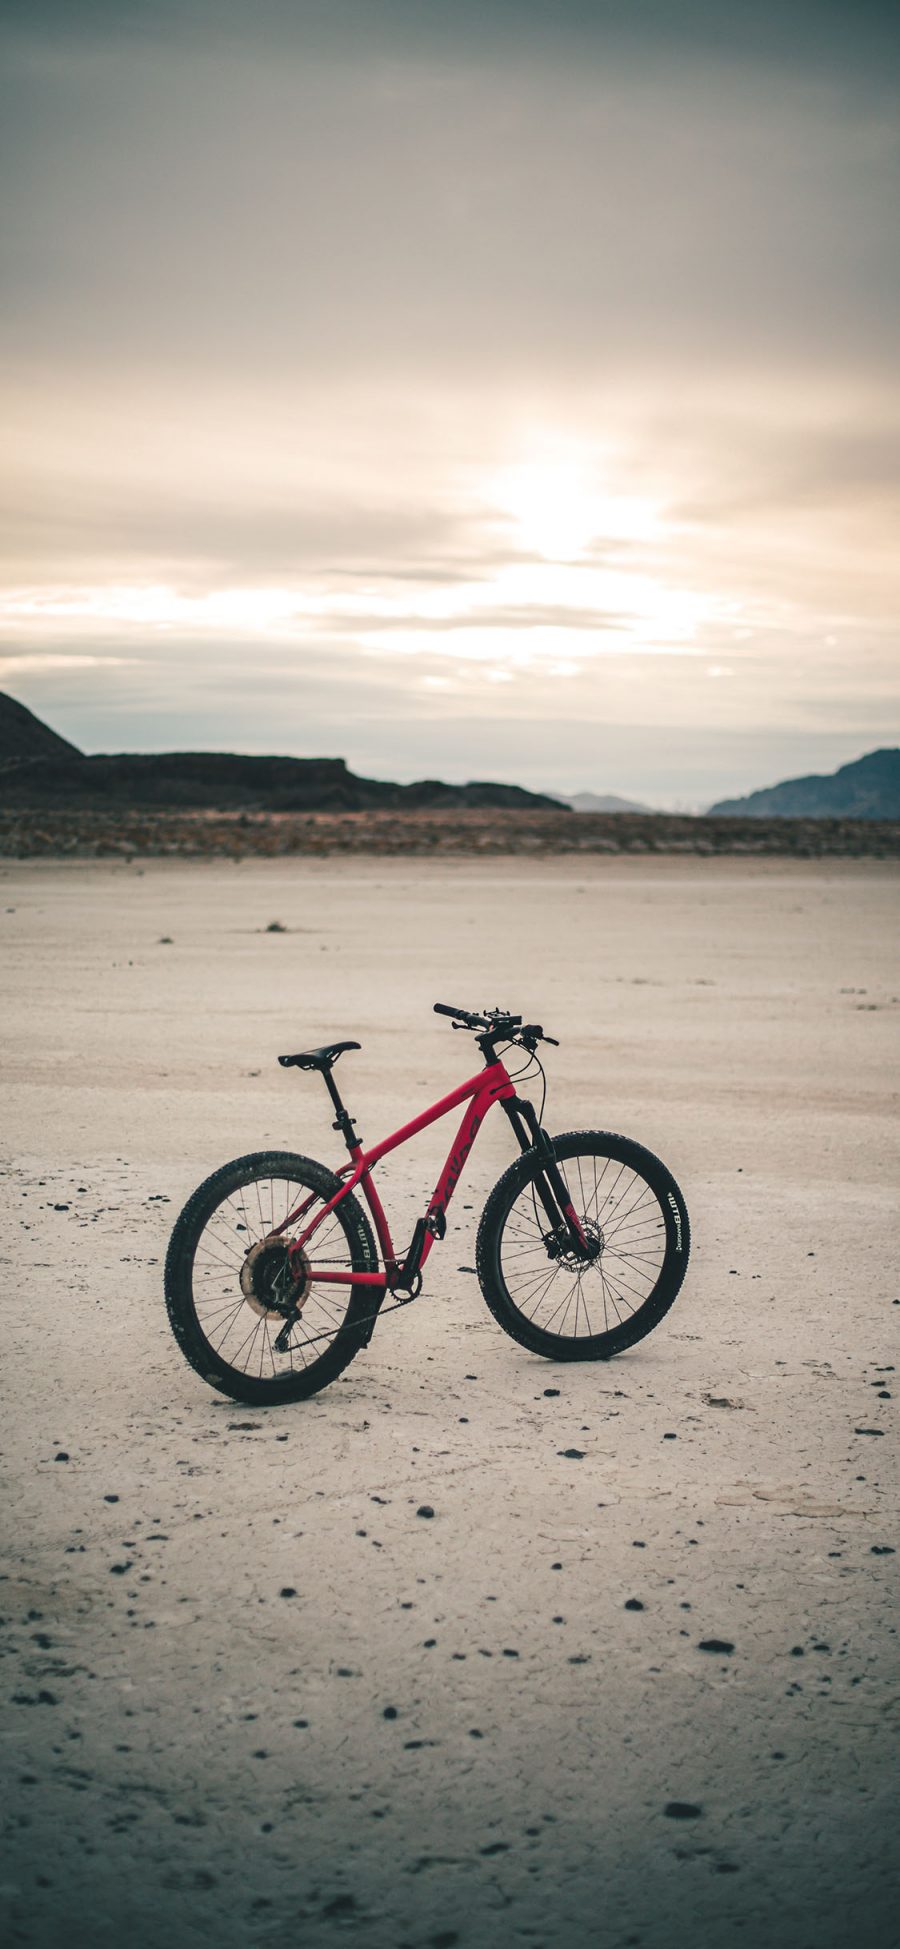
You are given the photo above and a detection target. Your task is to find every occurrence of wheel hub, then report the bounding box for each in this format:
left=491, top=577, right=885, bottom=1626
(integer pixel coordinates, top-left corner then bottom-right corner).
left=545, top=1218, right=604, bottom=1273
left=240, top=1234, right=310, bottom=1320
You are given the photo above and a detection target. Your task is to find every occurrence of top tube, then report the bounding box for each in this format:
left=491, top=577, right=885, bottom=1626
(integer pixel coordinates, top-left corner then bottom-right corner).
left=361, top=1061, right=514, bottom=1172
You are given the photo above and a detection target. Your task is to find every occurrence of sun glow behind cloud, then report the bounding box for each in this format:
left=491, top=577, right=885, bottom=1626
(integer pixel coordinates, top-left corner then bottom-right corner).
left=0, top=462, right=711, bottom=673
left=0, top=560, right=711, bottom=660
left=487, top=459, right=662, bottom=559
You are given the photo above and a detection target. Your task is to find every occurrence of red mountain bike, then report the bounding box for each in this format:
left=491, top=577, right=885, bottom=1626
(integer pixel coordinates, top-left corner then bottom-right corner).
left=165, top=1004, right=690, bottom=1404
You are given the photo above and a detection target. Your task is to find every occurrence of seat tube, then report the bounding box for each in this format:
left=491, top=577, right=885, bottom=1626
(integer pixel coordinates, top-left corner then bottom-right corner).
left=323, top=1067, right=360, bottom=1151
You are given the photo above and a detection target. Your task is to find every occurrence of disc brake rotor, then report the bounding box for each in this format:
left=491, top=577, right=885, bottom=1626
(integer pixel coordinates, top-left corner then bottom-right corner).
left=548, top=1217, right=605, bottom=1274
left=239, top=1233, right=310, bottom=1321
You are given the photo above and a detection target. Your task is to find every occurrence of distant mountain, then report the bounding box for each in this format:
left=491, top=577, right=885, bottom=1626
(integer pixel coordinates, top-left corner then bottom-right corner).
left=557, top=790, right=654, bottom=815
left=709, top=749, right=900, bottom=820
left=0, top=691, right=81, bottom=765
left=0, top=691, right=564, bottom=814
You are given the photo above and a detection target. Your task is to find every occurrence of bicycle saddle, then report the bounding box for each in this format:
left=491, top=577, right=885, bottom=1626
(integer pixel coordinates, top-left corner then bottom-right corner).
left=278, top=1041, right=360, bottom=1072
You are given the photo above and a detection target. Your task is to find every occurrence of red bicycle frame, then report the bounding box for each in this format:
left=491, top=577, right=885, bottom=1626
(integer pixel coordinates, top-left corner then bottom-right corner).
left=277, top=1060, right=517, bottom=1288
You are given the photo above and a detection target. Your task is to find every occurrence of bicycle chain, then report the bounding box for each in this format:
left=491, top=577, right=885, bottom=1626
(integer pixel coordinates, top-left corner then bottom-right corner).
left=275, top=1283, right=424, bottom=1355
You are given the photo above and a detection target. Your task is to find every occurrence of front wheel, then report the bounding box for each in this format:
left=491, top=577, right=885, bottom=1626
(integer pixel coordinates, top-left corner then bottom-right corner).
left=476, top=1131, right=690, bottom=1361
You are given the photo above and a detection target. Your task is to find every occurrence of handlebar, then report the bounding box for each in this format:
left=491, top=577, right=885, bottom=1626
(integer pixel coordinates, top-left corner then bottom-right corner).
left=433, top=1003, right=489, bottom=1026
left=433, top=1003, right=558, bottom=1047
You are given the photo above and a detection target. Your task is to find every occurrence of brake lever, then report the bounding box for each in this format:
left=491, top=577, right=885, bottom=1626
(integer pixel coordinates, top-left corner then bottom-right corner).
left=520, top=1024, right=559, bottom=1050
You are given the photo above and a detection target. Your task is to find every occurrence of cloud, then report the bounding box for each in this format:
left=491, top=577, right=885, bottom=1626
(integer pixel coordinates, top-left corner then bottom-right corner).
left=0, top=652, right=141, bottom=676
left=6, top=3, right=900, bottom=92
left=1, top=0, right=897, bottom=799
left=2, top=13, right=898, bottom=386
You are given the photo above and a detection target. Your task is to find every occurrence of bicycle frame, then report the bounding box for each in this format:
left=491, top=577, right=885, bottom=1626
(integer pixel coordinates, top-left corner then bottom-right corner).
left=276, top=1059, right=518, bottom=1289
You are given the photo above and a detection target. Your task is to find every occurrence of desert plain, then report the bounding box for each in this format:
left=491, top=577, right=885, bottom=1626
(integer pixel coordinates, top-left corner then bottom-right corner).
left=1, top=852, right=898, bottom=1949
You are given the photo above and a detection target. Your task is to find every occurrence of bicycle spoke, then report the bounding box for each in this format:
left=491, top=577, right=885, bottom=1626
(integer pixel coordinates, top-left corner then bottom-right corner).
left=187, top=1169, right=367, bottom=1380
left=498, top=1144, right=671, bottom=1342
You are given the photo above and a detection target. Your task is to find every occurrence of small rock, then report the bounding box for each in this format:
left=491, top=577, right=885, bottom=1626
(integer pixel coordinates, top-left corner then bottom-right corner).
left=624, top=1599, right=645, bottom=1612
left=416, top=1506, right=435, bottom=1519
left=698, top=1639, right=734, bottom=1655
left=664, top=1802, right=703, bottom=1820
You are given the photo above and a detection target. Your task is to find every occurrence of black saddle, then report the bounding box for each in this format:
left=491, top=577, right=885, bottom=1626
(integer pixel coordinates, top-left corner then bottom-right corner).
left=278, top=1040, right=360, bottom=1073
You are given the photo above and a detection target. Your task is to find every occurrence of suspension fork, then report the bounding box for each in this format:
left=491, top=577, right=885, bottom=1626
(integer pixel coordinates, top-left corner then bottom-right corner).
left=500, top=1098, right=588, bottom=1251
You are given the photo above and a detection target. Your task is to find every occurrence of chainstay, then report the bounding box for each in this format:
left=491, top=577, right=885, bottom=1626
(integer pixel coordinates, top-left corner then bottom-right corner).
left=281, top=1290, right=421, bottom=1352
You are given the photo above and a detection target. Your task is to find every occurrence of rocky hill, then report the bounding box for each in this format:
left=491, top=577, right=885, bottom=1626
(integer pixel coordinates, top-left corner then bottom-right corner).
left=0, top=691, right=81, bottom=765
left=710, top=748, right=900, bottom=819
left=0, top=691, right=563, bottom=814
left=558, top=790, right=653, bottom=814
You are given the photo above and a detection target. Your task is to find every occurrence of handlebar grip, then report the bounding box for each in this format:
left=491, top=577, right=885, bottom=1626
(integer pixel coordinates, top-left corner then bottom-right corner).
left=434, top=1003, right=474, bottom=1020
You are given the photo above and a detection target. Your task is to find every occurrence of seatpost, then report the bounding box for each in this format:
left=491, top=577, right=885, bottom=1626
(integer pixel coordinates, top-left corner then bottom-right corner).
left=322, top=1067, right=360, bottom=1151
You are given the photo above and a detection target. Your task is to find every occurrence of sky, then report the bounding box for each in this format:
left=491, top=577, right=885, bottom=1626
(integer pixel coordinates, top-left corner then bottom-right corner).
left=1, top=0, right=898, bottom=806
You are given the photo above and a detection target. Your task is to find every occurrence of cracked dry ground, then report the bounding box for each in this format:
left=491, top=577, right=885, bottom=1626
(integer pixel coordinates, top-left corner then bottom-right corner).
left=1, top=855, right=898, bottom=1949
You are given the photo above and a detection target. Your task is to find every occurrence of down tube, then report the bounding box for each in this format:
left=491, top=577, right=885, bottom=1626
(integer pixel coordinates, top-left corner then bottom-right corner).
left=419, top=1080, right=508, bottom=1268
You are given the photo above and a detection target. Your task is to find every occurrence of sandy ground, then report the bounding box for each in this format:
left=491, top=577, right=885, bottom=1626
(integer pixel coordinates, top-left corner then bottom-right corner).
left=1, top=855, right=898, bottom=1949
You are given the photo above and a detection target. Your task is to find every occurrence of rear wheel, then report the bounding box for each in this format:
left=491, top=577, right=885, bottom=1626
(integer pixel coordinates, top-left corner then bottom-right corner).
left=476, top=1131, right=689, bottom=1360
left=164, top=1150, right=379, bottom=1403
